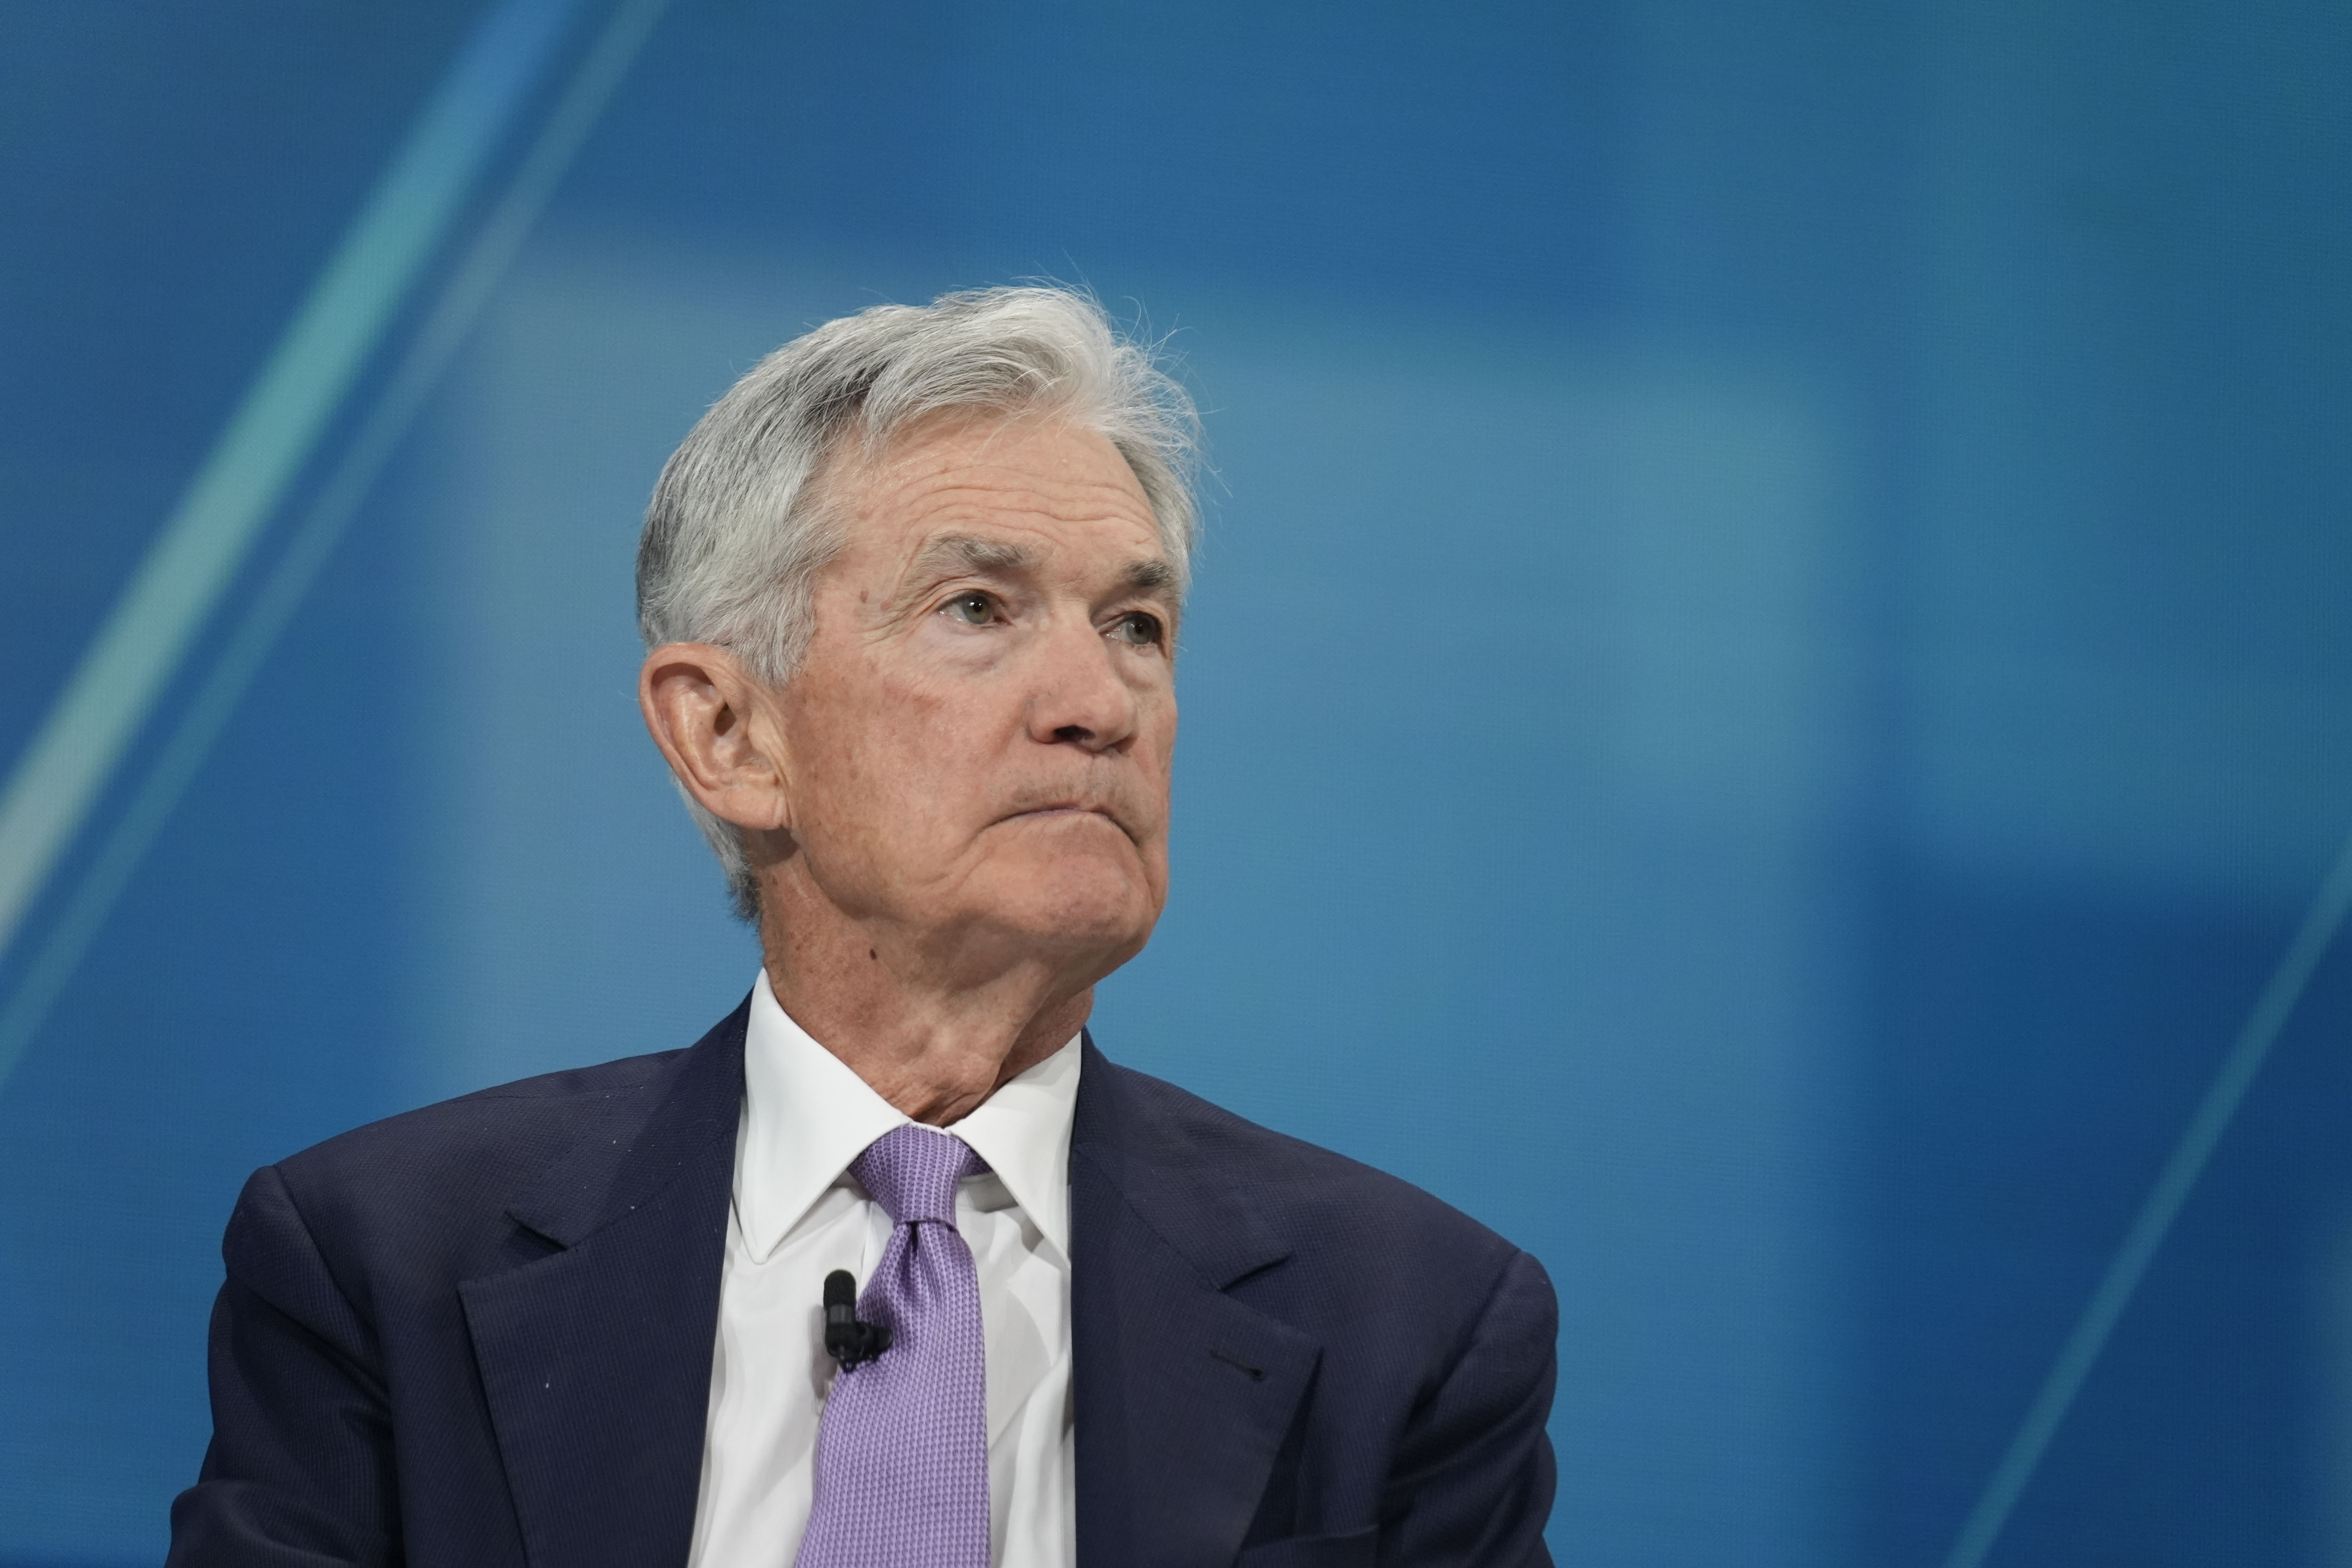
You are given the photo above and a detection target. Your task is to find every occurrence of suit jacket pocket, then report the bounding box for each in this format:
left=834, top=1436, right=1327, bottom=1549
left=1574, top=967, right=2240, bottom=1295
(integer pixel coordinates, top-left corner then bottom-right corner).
left=1234, top=1526, right=1377, bottom=1568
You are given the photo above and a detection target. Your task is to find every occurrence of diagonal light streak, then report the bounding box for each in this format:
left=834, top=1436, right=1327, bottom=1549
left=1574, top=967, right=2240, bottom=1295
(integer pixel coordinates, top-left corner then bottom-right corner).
left=0, top=0, right=585, bottom=973
left=1942, top=826, right=2352, bottom=1568
left=0, top=0, right=673, bottom=1094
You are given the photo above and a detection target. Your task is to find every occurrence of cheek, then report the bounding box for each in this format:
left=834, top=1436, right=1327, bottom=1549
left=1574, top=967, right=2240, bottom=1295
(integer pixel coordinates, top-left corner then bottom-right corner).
left=795, top=676, right=989, bottom=845
left=1138, top=696, right=1179, bottom=791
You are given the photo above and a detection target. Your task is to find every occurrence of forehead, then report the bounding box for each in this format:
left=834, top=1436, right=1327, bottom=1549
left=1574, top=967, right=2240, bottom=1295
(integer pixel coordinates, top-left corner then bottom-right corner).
left=828, top=411, right=1167, bottom=566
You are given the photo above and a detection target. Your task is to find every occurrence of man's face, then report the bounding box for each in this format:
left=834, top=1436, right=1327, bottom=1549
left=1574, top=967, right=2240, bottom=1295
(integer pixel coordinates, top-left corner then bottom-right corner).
left=771, top=411, right=1179, bottom=981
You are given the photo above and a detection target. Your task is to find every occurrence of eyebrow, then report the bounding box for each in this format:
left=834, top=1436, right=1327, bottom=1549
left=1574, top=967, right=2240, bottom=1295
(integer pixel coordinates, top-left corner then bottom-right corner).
left=911, top=534, right=1038, bottom=578
left=907, top=534, right=1180, bottom=601
left=1122, top=558, right=1178, bottom=596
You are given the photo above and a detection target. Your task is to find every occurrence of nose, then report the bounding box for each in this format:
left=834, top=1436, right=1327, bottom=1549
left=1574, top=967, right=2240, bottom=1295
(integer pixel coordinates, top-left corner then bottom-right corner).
left=1024, top=616, right=1142, bottom=754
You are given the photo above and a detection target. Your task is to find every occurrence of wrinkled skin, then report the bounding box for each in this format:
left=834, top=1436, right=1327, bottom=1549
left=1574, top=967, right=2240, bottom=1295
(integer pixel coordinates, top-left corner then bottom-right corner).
left=640, top=411, right=1180, bottom=1123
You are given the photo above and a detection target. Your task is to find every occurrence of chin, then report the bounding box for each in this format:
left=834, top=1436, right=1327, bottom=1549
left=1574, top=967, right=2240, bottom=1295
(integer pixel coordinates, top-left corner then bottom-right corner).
left=985, top=850, right=1160, bottom=959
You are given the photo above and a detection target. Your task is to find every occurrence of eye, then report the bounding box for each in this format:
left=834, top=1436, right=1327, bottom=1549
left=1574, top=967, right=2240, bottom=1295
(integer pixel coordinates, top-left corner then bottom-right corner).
left=940, top=591, right=998, bottom=627
left=1108, top=611, right=1164, bottom=647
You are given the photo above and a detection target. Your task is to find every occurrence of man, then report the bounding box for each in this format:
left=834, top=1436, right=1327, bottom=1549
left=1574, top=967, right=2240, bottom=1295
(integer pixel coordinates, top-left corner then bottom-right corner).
left=169, top=286, right=1558, bottom=1567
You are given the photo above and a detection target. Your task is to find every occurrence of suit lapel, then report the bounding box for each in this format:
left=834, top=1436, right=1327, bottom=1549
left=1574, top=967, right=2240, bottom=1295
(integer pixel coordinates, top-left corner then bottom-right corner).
left=459, top=1001, right=748, bottom=1568
left=1072, top=1041, right=1321, bottom=1567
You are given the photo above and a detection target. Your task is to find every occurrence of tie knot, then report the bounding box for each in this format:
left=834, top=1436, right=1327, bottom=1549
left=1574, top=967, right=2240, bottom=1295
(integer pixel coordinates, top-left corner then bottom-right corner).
left=851, top=1125, right=983, bottom=1225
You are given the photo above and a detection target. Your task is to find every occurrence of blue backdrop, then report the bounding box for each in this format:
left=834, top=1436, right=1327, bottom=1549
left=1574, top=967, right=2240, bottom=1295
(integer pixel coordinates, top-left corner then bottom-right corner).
left=5, top=2, right=2351, bottom=1564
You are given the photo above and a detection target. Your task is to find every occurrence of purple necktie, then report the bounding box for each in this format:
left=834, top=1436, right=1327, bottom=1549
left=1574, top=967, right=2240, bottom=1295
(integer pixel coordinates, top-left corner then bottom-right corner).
left=796, top=1125, right=990, bottom=1568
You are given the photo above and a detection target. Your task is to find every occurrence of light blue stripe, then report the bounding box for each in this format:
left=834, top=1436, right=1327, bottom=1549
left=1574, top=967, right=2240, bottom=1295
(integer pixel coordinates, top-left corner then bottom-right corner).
left=0, top=0, right=672, bottom=1093
left=1942, top=826, right=2352, bottom=1568
left=0, top=0, right=583, bottom=969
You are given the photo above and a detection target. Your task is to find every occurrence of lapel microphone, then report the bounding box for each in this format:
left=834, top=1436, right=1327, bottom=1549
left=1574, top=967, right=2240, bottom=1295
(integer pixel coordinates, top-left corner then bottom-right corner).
left=822, top=1269, right=891, bottom=1370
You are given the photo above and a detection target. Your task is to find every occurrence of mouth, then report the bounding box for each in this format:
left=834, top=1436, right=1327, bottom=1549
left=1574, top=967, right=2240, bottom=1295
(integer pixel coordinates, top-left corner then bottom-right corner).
left=1000, top=802, right=1133, bottom=839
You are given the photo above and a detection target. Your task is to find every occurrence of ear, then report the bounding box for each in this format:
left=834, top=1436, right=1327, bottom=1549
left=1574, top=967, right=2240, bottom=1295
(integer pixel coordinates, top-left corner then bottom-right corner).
left=639, top=642, right=793, bottom=832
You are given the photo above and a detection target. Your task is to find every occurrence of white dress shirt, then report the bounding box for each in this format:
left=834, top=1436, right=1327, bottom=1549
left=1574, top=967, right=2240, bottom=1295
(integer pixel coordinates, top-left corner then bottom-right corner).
left=685, top=971, right=1079, bottom=1568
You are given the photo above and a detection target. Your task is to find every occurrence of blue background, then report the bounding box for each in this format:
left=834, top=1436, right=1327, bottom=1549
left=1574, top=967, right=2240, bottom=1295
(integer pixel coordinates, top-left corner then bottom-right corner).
left=5, top=2, right=2352, bottom=1563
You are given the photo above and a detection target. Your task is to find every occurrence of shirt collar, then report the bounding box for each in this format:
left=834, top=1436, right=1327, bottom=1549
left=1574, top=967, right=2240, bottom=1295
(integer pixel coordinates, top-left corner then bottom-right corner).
left=735, top=969, right=1080, bottom=1264
left=947, top=1018, right=1079, bottom=1263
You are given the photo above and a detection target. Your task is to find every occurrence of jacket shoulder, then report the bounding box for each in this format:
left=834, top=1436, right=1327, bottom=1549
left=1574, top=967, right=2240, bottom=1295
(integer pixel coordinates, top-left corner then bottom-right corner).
left=245, top=1049, right=690, bottom=1301
left=278, top=1049, right=681, bottom=1189
left=1091, top=1056, right=1528, bottom=1279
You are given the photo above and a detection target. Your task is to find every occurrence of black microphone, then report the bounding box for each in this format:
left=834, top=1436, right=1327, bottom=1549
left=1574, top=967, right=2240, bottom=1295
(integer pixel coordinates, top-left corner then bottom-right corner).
left=822, top=1269, right=891, bottom=1370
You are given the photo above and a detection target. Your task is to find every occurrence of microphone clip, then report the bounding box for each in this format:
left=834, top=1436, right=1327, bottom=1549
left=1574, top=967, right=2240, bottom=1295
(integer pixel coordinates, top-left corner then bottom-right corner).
left=822, top=1269, right=891, bottom=1371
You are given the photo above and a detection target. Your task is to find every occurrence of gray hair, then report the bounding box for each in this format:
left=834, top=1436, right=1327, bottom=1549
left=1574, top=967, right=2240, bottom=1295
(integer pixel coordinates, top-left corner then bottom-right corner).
left=635, top=284, right=1203, bottom=921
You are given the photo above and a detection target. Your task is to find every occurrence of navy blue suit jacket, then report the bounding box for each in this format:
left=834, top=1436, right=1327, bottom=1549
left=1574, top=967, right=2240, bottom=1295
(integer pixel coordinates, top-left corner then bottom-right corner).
left=169, top=1002, right=1558, bottom=1566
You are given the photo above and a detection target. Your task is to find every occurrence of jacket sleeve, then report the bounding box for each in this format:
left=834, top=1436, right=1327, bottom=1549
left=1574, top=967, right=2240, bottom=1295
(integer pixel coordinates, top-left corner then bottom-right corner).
left=167, top=1164, right=401, bottom=1567
left=1383, top=1248, right=1559, bottom=1567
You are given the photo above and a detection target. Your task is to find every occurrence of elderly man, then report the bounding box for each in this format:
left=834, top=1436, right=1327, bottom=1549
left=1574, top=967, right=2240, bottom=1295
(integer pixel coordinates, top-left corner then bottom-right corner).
left=169, top=287, right=1558, bottom=1567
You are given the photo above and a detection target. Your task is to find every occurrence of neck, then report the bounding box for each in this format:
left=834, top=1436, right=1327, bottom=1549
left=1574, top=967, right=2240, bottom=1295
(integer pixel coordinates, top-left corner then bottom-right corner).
left=756, top=877, right=1100, bottom=1127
